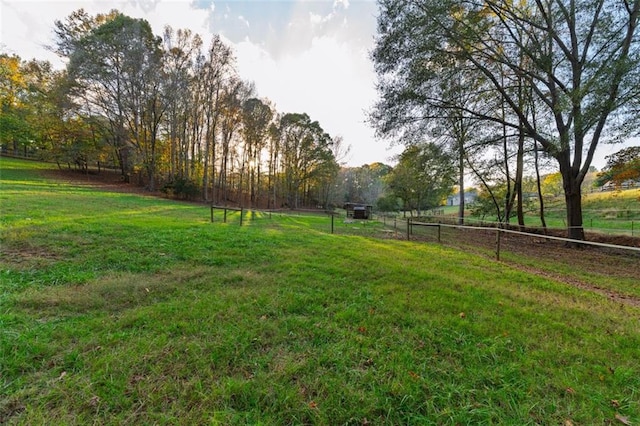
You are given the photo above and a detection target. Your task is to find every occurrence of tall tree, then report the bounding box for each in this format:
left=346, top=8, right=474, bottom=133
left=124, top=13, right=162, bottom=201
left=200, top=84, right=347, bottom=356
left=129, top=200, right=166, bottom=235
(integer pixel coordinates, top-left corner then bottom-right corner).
left=161, top=26, right=203, bottom=182
left=60, top=11, right=164, bottom=183
left=0, top=54, right=36, bottom=155
left=242, top=98, right=273, bottom=206
left=277, top=113, right=335, bottom=208
left=201, top=35, right=235, bottom=201
left=216, top=78, right=253, bottom=205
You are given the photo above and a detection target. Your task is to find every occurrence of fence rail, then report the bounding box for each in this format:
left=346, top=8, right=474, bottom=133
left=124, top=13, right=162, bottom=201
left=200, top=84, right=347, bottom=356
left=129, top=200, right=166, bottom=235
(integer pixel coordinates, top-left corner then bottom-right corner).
left=408, top=220, right=640, bottom=260
left=210, top=205, right=245, bottom=225
left=415, top=214, right=638, bottom=237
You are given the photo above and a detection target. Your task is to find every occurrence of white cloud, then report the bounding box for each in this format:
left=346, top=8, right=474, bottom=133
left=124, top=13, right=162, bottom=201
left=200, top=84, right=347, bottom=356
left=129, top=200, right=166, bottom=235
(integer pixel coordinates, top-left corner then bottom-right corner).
left=238, top=15, right=250, bottom=29
left=309, top=12, right=323, bottom=26
left=118, top=0, right=210, bottom=38
left=334, top=0, right=350, bottom=10
left=233, top=34, right=401, bottom=166
left=1, top=1, right=62, bottom=63
left=1, top=0, right=209, bottom=65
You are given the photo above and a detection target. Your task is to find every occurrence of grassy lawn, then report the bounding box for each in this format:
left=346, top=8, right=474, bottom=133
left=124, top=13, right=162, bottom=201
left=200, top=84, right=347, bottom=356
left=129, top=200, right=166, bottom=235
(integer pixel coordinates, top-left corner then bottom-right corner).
left=1, top=157, right=639, bottom=424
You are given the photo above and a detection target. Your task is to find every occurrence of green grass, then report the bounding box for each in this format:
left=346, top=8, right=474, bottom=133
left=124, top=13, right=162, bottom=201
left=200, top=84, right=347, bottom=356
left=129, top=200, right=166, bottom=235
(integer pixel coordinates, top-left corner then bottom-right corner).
left=1, top=157, right=639, bottom=424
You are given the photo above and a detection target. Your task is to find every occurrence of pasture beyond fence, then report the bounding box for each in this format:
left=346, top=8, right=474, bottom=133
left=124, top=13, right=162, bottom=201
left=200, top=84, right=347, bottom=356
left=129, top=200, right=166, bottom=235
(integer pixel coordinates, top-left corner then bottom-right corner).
left=207, top=207, right=640, bottom=260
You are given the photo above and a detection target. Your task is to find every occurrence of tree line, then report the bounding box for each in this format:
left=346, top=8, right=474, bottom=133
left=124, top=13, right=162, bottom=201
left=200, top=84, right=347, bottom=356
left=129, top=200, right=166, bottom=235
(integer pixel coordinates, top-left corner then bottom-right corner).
left=4, top=4, right=638, bottom=225
left=0, top=9, right=341, bottom=209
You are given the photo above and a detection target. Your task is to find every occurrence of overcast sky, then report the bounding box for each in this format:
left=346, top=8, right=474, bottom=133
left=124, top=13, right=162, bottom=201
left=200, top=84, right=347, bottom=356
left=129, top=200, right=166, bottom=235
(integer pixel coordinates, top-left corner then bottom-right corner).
left=0, top=0, right=633, bottom=170
left=0, top=0, right=403, bottom=167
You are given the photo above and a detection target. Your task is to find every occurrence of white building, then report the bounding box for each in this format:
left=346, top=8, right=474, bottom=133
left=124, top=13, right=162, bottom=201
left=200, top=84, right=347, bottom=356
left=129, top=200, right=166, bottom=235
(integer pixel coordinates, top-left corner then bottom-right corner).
left=447, top=190, right=478, bottom=206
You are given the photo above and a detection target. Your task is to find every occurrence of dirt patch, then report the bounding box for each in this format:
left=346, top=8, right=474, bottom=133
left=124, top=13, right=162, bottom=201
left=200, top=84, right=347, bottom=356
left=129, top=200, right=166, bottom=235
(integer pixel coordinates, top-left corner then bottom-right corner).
left=42, top=168, right=164, bottom=196
left=513, top=264, right=640, bottom=308
left=0, top=246, right=62, bottom=271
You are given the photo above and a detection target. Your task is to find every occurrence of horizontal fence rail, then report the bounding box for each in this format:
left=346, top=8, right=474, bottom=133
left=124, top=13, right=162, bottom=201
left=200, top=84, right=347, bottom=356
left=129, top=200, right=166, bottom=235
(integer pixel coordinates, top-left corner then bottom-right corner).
left=210, top=205, right=245, bottom=225
left=416, top=215, right=638, bottom=237
left=408, top=220, right=640, bottom=260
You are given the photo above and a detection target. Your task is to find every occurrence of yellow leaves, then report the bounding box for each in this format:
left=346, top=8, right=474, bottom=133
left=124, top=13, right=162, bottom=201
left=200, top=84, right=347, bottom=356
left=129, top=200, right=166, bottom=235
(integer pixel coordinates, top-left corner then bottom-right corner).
left=0, top=54, right=28, bottom=107
left=450, top=4, right=466, bottom=21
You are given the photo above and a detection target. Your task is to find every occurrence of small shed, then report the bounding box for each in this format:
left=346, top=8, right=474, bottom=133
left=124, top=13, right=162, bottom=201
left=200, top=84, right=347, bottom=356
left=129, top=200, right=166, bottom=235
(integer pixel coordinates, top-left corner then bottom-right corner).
left=344, top=203, right=373, bottom=219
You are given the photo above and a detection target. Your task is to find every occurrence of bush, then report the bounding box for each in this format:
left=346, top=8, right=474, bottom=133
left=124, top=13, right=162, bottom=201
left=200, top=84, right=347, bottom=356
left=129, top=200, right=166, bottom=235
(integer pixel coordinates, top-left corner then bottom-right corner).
left=162, top=177, right=200, bottom=200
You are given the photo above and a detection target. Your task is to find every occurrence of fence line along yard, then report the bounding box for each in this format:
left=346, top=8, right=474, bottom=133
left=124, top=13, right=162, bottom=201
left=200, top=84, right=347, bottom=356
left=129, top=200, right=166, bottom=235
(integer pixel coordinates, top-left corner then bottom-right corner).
left=430, top=215, right=639, bottom=238
left=207, top=208, right=640, bottom=259
left=210, top=205, right=246, bottom=225
left=407, top=220, right=640, bottom=261
left=209, top=206, right=335, bottom=226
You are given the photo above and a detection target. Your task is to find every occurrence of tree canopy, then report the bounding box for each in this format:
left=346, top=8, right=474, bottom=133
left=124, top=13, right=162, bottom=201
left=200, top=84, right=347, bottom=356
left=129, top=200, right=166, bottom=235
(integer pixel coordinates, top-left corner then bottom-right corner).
left=386, top=143, right=456, bottom=215
left=372, top=0, right=640, bottom=240
left=600, top=146, right=640, bottom=187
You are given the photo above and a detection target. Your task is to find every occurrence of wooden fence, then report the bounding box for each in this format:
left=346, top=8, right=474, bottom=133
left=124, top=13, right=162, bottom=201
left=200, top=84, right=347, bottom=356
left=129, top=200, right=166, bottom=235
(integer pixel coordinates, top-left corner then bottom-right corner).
left=407, top=219, right=640, bottom=260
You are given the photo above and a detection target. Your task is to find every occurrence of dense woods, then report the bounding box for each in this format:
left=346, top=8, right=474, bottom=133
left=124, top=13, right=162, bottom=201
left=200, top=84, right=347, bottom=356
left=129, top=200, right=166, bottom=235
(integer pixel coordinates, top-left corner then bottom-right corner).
left=0, top=9, right=341, bottom=209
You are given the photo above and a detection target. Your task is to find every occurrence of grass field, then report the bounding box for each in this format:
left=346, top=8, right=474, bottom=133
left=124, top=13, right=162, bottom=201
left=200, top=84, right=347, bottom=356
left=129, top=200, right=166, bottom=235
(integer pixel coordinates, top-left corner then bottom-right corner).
left=1, top=157, right=639, bottom=424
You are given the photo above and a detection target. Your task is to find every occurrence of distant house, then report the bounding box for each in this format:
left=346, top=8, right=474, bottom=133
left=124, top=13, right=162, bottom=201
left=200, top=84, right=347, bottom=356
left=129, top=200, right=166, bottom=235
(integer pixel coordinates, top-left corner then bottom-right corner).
left=447, top=190, right=478, bottom=206
left=599, top=179, right=640, bottom=191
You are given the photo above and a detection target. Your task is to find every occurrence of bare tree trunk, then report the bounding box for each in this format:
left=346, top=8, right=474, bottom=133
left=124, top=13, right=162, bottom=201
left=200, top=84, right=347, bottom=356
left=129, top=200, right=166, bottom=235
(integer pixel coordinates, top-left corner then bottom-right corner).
left=534, top=141, right=547, bottom=229
left=515, top=132, right=525, bottom=229
left=558, top=152, right=585, bottom=242
left=457, top=140, right=465, bottom=225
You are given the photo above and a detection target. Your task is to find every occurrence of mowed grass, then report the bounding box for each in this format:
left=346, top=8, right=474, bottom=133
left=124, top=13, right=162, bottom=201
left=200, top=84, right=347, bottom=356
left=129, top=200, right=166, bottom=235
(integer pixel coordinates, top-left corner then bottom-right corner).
left=1, top=158, right=639, bottom=425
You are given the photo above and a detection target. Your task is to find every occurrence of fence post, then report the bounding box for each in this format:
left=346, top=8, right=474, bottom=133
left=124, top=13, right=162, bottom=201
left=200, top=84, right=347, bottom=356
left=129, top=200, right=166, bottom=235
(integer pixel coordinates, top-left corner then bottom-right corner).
left=224, top=208, right=228, bottom=223
left=240, top=208, right=244, bottom=226
left=211, top=206, right=214, bottom=223
left=495, top=228, right=502, bottom=261
left=437, top=224, right=441, bottom=243
left=331, top=214, right=334, bottom=234
left=407, top=218, right=411, bottom=240
left=632, top=221, right=635, bottom=237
